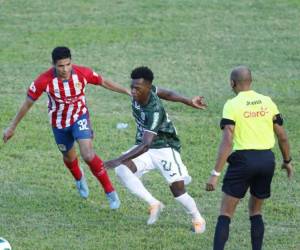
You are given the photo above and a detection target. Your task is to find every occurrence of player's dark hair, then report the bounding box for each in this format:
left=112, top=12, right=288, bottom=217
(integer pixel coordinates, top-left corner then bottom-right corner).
left=52, top=46, right=72, bottom=64
left=131, top=66, right=154, bottom=83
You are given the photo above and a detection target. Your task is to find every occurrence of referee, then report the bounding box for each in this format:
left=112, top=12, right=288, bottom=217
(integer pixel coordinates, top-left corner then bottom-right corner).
left=206, top=66, right=293, bottom=250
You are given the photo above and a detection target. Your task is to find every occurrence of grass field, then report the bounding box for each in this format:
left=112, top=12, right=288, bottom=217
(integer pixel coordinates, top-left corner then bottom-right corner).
left=0, top=0, right=299, bottom=249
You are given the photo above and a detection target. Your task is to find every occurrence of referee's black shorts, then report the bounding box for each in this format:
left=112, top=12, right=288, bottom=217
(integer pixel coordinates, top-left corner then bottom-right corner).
left=222, top=149, right=275, bottom=199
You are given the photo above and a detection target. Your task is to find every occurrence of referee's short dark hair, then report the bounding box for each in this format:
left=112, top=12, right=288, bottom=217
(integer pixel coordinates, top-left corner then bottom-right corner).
left=52, top=47, right=72, bottom=64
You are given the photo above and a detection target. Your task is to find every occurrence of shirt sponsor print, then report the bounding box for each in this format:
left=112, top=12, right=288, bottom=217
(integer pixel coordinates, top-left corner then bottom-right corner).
left=243, top=106, right=269, bottom=118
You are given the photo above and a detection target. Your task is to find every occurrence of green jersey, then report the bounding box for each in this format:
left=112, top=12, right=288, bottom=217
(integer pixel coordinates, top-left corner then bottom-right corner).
left=131, top=85, right=181, bottom=152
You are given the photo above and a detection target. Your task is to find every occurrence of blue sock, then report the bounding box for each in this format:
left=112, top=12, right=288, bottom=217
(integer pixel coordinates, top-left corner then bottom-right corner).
left=213, top=215, right=231, bottom=250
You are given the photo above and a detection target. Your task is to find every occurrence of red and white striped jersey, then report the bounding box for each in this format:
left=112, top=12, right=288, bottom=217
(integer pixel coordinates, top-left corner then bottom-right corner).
left=27, top=64, right=103, bottom=128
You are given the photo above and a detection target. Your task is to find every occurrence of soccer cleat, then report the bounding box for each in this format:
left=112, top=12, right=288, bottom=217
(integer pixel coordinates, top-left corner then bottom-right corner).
left=192, top=218, right=206, bottom=234
left=106, top=191, right=121, bottom=210
left=147, top=202, right=165, bottom=225
left=75, top=174, right=89, bottom=199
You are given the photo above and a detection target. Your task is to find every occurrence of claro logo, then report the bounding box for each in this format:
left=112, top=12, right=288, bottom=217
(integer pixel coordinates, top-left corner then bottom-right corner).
left=243, top=107, right=269, bottom=118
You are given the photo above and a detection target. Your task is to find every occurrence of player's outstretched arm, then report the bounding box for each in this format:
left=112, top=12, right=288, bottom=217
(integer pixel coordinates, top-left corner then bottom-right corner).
left=156, top=87, right=207, bottom=109
left=206, top=125, right=234, bottom=191
left=105, top=131, right=155, bottom=169
left=101, top=78, right=131, bottom=96
left=273, top=123, right=293, bottom=179
left=3, top=97, right=34, bottom=143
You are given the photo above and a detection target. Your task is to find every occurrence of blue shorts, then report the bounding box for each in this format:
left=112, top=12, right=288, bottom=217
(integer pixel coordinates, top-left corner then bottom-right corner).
left=52, top=113, right=93, bottom=153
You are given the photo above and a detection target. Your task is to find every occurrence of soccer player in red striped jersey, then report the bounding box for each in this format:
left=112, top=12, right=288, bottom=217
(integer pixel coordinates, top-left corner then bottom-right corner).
left=3, top=46, right=131, bottom=209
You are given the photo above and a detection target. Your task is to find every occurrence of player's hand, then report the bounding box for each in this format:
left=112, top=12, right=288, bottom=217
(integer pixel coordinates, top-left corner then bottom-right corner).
left=206, top=175, right=219, bottom=191
left=126, top=89, right=132, bottom=96
left=3, top=126, right=15, bottom=143
left=104, top=159, right=121, bottom=169
left=281, top=162, right=293, bottom=180
left=191, top=96, right=207, bottom=109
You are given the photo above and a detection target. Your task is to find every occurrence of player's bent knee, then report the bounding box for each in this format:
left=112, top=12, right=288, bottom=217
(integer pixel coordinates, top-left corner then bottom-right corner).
left=115, top=165, right=123, bottom=176
left=115, top=164, right=138, bottom=189
left=123, top=160, right=137, bottom=173
left=81, top=151, right=95, bottom=163
left=170, top=180, right=186, bottom=197
left=115, top=164, right=130, bottom=179
left=63, top=154, right=76, bottom=163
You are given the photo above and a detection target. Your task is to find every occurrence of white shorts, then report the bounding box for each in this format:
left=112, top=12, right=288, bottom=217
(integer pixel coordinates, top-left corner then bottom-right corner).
left=130, top=147, right=192, bottom=185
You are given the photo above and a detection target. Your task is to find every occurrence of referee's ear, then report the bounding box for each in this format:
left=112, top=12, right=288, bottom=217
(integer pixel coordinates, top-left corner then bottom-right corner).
left=233, top=81, right=237, bottom=88
left=230, top=80, right=236, bottom=88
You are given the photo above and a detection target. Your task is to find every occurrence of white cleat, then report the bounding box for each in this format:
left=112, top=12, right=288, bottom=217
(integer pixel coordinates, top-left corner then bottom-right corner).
left=147, top=202, right=165, bottom=225
left=192, top=217, right=206, bottom=234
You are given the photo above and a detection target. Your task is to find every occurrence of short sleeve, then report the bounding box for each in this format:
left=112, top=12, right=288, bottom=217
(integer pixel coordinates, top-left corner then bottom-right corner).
left=268, top=97, right=283, bottom=125
left=27, top=75, right=47, bottom=101
left=220, top=100, right=235, bottom=129
left=151, top=85, right=158, bottom=94
left=85, top=68, right=103, bottom=85
left=268, top=97, right=280, bottom=116
left=222, top=100, right=235, bottom=121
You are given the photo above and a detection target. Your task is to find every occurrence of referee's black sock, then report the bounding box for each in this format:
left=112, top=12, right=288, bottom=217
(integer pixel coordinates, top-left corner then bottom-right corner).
left=250, top=214, right=264, bottom=250
left=213, top=215, right=231, bottom=250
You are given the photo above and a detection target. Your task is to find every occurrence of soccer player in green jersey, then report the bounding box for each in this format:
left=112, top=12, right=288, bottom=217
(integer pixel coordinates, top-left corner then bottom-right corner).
left=105, top=66, right=206, bottom=233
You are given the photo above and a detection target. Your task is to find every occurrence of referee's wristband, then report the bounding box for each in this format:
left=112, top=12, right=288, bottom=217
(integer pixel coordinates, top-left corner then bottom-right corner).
left=283, top=158, right=292, bottom=164
left=211, top=169, right=221, bottom=176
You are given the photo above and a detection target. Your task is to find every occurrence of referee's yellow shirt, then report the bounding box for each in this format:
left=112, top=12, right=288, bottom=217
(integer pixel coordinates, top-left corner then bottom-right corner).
left=222, top=90, right=279, bottom=150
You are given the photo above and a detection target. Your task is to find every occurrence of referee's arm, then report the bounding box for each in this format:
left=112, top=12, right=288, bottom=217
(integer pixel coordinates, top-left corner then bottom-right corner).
left=273, top=123, right=293, bottom=179
left=206, top=125, right=234, bottom=191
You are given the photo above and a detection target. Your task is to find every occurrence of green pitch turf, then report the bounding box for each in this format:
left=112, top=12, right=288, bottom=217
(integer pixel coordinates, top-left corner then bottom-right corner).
left=0, top=0, right=299, bottom=249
